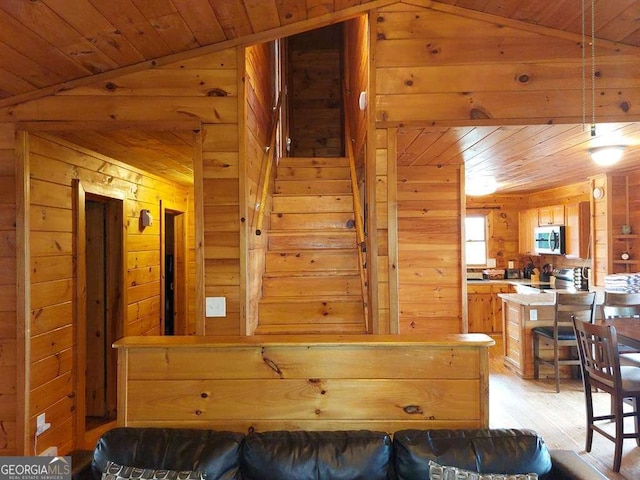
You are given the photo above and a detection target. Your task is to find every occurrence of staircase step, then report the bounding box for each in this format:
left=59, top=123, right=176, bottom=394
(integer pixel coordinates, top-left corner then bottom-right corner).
left=266, top=249, right=359, bottom=272
left=275, top=179, right=351, bottom=195
left=262, top=274, right=362, bottom=297
left=254, top=323, right=367, bottom=335
left=268, top=230, right=357, bottom=250
left=270, top=212, right=355, bottom=231
left=278, top=157, right=349, bottom=168
left=258, top=296, right=365, bottom=324
left=273, top=194, right=354, bottom=213
left=276, top=166, right=350, bottom=180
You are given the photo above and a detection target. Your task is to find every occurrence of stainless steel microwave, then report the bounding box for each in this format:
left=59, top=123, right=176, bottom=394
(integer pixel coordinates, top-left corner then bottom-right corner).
left=534, top=225, right=565, bottom=255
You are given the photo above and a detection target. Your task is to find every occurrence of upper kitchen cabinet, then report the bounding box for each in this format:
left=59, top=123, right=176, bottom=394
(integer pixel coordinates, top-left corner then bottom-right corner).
left=564, top=202, right=590, bottom=258
left=538, top=205, right=565, bottom=226
left=518, top=209, right=539, bottom=255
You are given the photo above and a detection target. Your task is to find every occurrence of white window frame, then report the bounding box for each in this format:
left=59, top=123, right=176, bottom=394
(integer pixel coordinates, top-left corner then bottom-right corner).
left=465, top=214, right=489, bottom=266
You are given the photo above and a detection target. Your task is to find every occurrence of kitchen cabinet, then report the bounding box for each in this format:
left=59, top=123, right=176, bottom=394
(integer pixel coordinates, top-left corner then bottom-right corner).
left=564, top=202, right=590, bottom=258
left=518, top=209, right=538, bottom=255
left=467, top=283, right=512, bottom=334
left=538, top=204, right=565, bottom=226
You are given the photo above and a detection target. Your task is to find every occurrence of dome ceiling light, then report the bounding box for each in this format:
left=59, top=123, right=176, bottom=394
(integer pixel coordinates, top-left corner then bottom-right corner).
left=589, top=145, right=626, bottom=166
left=466, top=175, right=497, bottom=196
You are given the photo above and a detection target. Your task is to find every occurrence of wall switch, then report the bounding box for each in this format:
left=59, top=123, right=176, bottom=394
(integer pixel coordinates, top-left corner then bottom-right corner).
left=529, top=309, right=538, bottom=321
left=205, top=297, right=226, bottom=317
left=36, top=413, right=51, bottom=436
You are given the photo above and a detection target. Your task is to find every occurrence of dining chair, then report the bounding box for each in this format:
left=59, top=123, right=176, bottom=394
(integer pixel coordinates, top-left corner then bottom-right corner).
left=602, top=291, right=640, bottom=367
left=572, top=317, right=640, bottom=472
left=532, top=291, right=596, bottom=392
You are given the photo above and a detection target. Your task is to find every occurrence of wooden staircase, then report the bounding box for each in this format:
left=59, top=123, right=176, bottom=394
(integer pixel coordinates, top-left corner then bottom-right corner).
left=256, top=156, right=367, bottom=334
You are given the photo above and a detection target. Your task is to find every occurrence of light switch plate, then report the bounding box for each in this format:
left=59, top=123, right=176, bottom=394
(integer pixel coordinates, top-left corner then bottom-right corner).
left=205, top=297, right=226, bottom=317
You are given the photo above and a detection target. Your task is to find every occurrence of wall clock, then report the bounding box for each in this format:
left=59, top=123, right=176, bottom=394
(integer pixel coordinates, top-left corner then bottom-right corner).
left=592, top=187, right=604, bottom=199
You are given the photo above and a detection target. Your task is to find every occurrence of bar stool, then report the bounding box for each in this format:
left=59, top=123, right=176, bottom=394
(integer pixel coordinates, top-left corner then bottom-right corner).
left=573, top=318, right=640, bottom=472
left=532, top=291, right=596, bottom=392
left=602, top=291, right=640, bottom=367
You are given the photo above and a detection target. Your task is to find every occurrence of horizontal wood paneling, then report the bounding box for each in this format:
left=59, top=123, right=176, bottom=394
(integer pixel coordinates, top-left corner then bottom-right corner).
left=374, top=6, right=640, bottom=127
left=397, top=165, right=463, bottom=334
left=116, top=335, right=492, bottom=431
left=27, top=133, right=191, bottom=455
left=0, top=123, right=17, bottom=455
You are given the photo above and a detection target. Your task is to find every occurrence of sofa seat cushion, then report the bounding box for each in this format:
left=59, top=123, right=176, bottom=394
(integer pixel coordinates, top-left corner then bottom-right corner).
left=240, top=430, right=392, bottom=480
left=91, top=428, right=243, bottom=480
left=393, top=429, right=552, bottom=480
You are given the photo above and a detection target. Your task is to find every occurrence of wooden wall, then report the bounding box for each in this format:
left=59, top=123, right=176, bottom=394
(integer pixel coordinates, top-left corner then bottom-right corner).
left=466, top=194, right=527, bottom=271
left=244, top=42, right=276, bottom=332
left=373, top=4, right=639, bottom=127
left=344, top=15, right=369, bottom=170
left=0, top=123, right=18, bottom=455
left=115, top=334, right=493, bottom=432
left=288, top=25, right=344, bottom=157
left=25, top=133, right=190, bottom=453
left=397, top=165, right=463, bottom=333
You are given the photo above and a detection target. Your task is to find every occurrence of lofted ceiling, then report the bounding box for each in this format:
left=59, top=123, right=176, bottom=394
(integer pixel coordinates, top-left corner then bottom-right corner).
left=2, top=0, right=640, bottom=191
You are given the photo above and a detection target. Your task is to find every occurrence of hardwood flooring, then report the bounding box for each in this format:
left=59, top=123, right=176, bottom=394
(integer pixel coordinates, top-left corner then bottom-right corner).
left=489, top=355, right=640, bottom=479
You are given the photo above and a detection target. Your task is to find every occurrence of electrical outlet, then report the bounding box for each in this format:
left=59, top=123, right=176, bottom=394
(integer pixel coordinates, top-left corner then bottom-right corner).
left=205, top=297, right=226, bottom=317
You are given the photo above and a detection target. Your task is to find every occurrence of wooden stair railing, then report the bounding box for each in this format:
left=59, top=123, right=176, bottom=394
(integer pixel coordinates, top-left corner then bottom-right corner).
left=343, top=89, right=369, bottom=322
left=255, top=90, right=283, bottom=236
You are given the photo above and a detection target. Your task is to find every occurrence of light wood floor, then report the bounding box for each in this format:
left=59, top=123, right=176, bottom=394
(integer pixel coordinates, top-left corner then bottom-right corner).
left=489, top=354, right=640, bottom=479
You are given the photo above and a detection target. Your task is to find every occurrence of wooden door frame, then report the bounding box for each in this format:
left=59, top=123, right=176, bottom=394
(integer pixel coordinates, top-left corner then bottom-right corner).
left=160, top=200, right=188, bottom=335
left=73, top=180, right=126, bottom=447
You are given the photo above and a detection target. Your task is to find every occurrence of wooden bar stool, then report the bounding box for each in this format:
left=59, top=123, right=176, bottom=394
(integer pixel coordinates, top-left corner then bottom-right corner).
left=573, top=318, right=640, bottom=472
left=602, top=291, right=640, bottom=367
left=532, top=291, right=596, bottom=392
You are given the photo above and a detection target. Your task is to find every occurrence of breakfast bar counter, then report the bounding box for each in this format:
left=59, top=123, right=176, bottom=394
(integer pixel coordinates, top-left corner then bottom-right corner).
left=497, top=289, right=604, bottom=378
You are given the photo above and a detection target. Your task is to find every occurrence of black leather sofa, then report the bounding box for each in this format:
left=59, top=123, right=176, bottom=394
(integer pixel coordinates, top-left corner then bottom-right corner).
left=72, top=427, right=606, bottom=480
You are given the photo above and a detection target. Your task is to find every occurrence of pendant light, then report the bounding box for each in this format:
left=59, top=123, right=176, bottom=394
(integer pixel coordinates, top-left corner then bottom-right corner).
left=583, top=0, right=626, bottom=166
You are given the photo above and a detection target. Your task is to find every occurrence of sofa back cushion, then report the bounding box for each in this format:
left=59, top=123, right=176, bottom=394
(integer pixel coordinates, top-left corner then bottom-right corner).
left=91, top=428, right=243, bottom=480
left=240, top=430, right=392, bottom=480
left=393, top=429, right=553, bottom=479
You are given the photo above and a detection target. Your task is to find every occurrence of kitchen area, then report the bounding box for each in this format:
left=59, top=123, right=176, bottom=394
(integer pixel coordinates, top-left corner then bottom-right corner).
left=465, top=172, right=639, bottom=379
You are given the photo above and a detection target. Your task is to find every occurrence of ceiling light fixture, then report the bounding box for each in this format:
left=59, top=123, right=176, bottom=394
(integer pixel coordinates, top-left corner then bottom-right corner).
left=582, top=0, right=626, bottom=165
left=466, top=175, right=497, bottom=196
left=589, top=145, right=626, bottom=166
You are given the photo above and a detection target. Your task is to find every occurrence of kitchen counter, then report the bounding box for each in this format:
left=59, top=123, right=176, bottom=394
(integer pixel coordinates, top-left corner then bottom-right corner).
left=497, top=287, right=605, bottom=306
left=497, top=287, right=604, bottom=379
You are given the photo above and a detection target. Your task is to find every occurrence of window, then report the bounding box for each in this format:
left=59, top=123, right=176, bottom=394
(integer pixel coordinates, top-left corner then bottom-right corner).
left=465, top=215, right=487, bottom=266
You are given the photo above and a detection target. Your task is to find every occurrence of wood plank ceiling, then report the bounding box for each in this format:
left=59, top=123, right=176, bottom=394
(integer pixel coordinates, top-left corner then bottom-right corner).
left=2, top=0, right=640, bottom=191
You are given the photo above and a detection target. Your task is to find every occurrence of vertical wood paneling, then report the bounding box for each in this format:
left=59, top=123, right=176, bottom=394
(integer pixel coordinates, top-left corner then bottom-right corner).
left=28, top=134, right=190, bottom=454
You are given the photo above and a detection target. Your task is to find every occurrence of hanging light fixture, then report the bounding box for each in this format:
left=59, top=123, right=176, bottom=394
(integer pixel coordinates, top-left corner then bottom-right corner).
left=583, top=0, right=626, bottom=166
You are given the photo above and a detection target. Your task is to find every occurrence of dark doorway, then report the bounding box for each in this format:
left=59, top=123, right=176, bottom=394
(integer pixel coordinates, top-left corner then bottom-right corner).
left=162, top=209, right=186, bottom=335
left=84, top=195, right=122, bottom=430
left=287, top=23, right=344, bottom=157
left=164, top=211, right=175, bottom=335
